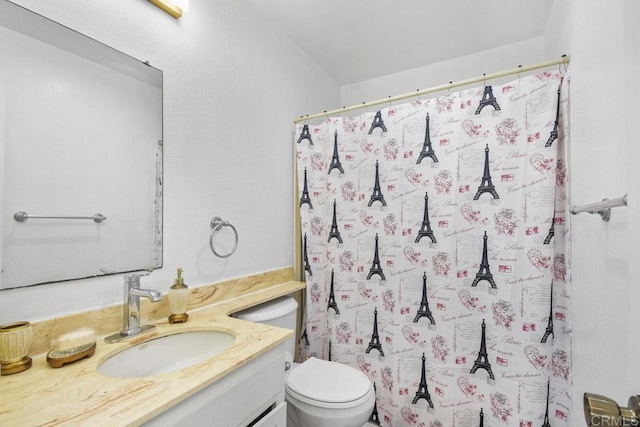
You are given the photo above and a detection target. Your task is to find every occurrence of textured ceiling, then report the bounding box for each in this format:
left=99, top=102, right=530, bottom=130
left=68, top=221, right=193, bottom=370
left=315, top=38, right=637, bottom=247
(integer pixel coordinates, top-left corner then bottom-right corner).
left=246, top=0, right=554, bottom=85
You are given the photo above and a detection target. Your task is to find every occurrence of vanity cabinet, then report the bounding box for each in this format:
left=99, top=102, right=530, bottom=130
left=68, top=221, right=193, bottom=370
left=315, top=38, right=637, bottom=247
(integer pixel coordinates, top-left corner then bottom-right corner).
left=145, top=342, right=286, bottom=427
left=252, top=402, right=287, bottom=427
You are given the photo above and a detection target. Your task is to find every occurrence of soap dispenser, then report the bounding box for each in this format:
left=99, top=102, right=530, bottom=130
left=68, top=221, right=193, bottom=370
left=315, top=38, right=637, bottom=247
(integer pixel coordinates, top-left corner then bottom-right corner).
left=168, top=268, right=189, bottom=323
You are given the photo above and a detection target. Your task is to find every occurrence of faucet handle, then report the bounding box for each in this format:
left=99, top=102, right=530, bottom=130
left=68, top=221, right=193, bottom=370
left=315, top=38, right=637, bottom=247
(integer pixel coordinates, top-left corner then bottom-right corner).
left=124, top=275, right=140, bottom=284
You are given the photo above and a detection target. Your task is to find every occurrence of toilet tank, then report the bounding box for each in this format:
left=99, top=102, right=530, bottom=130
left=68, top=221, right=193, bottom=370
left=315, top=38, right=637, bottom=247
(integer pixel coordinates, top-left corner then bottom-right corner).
left=232, top=296, right=298, bottom=356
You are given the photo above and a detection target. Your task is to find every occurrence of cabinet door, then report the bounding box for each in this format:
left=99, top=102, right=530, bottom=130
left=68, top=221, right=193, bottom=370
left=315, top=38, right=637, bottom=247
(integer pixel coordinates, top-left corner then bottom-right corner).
left=251, top=402, right=287, bottom=427
left=145, top=344, right=285, bottom=427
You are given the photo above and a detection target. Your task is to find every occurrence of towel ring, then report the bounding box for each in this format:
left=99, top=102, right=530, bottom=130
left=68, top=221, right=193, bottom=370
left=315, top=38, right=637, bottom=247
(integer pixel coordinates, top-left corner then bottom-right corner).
left=209, top=217, right=238, bottom=258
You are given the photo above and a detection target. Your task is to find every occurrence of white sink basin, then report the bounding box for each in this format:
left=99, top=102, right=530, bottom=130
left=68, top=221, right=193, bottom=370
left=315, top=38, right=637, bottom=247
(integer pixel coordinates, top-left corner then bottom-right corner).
left=98, top=330, right=235, bottom=378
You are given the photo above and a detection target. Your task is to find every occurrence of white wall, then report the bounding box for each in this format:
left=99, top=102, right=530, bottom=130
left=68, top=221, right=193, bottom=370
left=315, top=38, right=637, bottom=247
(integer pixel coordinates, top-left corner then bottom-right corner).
left=624, top=0, right=640, bottom=395
left=544, top=0, right=636, bottom=413
left=340, top=37, right=545, bottom=107
left=0, top=0, right=339, bottom=322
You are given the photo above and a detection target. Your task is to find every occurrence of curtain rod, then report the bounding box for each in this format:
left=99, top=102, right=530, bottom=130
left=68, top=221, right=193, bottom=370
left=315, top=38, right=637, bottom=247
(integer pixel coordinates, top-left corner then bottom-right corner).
left=294, top=55, right=570, bottom=124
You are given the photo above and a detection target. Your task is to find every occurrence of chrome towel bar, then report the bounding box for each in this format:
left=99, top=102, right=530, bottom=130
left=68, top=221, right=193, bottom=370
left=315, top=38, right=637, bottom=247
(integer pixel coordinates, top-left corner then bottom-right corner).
left=13, top=211, right=107, bottom=223
left=570, top=194, right=627, bottom=221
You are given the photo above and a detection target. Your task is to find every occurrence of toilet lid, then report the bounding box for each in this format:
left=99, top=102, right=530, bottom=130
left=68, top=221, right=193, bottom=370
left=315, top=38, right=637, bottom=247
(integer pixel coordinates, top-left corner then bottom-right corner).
left=285, top=357, right=371, bottom=404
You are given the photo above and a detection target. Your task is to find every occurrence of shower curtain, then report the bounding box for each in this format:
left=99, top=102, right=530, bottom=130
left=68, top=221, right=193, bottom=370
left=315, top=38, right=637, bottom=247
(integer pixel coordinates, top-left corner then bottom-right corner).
left=296, top=70, right=571, bottom=427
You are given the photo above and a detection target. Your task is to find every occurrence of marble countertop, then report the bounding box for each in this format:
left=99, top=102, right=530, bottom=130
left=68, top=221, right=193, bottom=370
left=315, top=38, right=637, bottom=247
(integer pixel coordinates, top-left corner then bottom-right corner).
left=0, top=278, right=305, bottom=426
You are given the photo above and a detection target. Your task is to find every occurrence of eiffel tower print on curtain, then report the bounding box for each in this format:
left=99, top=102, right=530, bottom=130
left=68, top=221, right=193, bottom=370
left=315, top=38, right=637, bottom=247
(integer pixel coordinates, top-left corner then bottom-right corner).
left=368, top=160, right=387, bottom=207
left=299, top=167, right=313, bottom=209
left=368, top=383, right=381, bottom=426
left=368, top=110, right=387, bottom=134
left=544, top=213, right=555, bottom=244
left=475, top=85, right=501, bottom=114
left=474, top=144, right=499, bottom=200
left=414, top=272, right=435, bottom=325
left=470, top=319, right=495, bottom=380
left=328, top=130, right=344, bottom=175
left=541, top=281, right=554, bottom=343
left=296, top=123, right=313, bottom=145
left=367, top=234, right=385, bottom=280
left=327, top=269, right=340, bottom=315
left=542, top=379, right=552, bottom=427
left=546, top=83, right=562, bottom=147
left=416, top=113, right=438, bottom=164
left=415, top=192, right=436, bottom=243
left=365, top=307, right=384, bottom=356
left=328, top=199, right=343, bottom=244
left=411, top=353, right=434, bottom=408
left=471, top=231, right=497, bottom=289
left=303, top=233, right=312, bottom=277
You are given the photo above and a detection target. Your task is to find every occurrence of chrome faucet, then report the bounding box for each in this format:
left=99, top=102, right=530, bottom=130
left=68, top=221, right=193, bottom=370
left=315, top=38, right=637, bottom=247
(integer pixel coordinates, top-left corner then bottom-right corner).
left=105, top=274, right=163, bottom=343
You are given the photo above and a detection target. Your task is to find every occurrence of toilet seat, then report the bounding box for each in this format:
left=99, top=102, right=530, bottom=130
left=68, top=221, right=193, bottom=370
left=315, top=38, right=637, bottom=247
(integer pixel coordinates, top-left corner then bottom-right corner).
left=286, top=384, right=373, bottom=410
left=285, top=357, right=372, bottom=409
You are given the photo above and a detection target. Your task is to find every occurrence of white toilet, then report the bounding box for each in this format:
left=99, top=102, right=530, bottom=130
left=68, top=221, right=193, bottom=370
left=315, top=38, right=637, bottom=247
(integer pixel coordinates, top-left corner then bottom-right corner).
left=233, top=296, right=375, bottom=427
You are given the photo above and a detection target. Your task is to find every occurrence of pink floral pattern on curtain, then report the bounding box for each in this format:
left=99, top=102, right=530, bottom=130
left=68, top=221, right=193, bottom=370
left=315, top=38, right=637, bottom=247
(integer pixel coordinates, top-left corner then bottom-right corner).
left=296, top=71, right=570, bottom=427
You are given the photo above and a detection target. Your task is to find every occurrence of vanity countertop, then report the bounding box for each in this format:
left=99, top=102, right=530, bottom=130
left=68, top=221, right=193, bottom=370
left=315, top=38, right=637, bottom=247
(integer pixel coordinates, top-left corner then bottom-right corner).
left=0, top=278, right=305, bottom=426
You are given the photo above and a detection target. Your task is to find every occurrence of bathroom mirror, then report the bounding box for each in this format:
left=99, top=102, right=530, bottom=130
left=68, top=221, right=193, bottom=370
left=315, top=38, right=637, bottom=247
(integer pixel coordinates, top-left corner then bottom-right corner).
left=0, top=0, right=163, bottom=289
